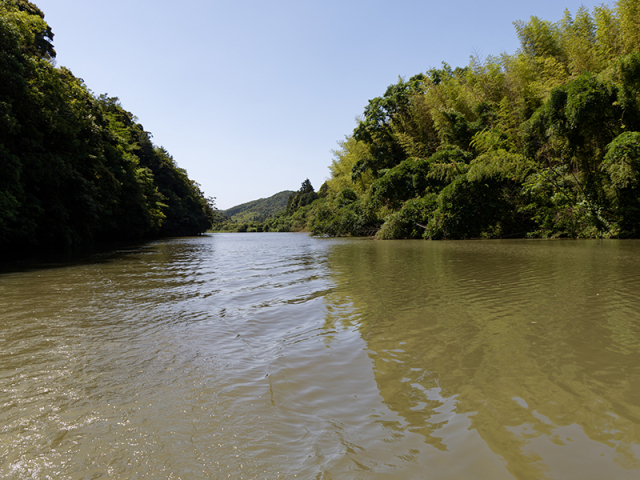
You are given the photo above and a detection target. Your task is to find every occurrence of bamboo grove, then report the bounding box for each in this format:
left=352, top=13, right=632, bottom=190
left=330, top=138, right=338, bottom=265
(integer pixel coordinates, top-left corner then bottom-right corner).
left=288, top=0, right=640, bottom=239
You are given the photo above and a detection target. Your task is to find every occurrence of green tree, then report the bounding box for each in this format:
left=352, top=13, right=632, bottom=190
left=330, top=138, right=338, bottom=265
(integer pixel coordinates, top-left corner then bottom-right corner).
left=0, top=1, right=214, bottom=257
left=286, top=179, right=318, bottom=215
left=352, top=74, right=428, bottom=179
left=603, top=132, right=640, bottom=236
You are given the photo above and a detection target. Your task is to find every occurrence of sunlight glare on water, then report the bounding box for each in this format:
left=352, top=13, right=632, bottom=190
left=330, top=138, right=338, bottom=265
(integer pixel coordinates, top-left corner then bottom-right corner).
left=1, top=233, right=640, bottom=479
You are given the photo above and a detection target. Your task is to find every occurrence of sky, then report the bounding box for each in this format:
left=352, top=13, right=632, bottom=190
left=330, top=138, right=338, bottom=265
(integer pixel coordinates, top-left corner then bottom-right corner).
left=34, top=0, right=612, bottom=210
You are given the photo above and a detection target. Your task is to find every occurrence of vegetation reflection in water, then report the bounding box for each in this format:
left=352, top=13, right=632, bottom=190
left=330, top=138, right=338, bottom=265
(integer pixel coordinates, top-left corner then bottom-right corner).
left=1, top=234, right=640, bottom=479
left=323, top=238, right=640, bottom=479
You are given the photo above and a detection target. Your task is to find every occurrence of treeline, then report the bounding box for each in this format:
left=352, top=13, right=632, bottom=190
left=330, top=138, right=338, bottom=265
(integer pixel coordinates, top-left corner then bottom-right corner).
left=291, top=0, right=640, bottom=239
left=212, top=211, right=293, bottom=233
left=211, top=180, right=327, bottom=233
left=210, top=191, right=294, bottom=232
left=0, top=0, right=215, bottom=257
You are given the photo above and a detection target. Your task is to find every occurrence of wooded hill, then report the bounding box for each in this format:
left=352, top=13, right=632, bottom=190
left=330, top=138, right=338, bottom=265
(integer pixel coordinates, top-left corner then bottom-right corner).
left=0, top=1, right=215, bottom=258
left=222, top=191, right=294, bottom=223
left=286, top=0, right=640, bottom=239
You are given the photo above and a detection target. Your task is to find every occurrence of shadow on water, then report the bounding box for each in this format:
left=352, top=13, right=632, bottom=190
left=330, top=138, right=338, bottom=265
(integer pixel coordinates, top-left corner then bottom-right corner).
left=0, top=234, right=225, bottom=277
left=322, top=239, right=640, bottom=479
left=0, top=238, right=161, bottom=275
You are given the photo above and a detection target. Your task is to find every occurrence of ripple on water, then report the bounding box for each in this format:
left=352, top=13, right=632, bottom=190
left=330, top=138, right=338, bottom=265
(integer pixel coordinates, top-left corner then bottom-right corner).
left=2, top=235, right=640, bottom=479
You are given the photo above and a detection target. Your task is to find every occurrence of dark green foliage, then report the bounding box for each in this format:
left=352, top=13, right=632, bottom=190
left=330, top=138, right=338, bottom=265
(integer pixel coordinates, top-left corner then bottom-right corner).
left=604, top=131, right=640, bottom=188
left=428, top=146, right=474, bottom=165
left=370, top=159, right=433, bottom=210
left=425, top=176, right=511, bottom=239
left=522, top=167, right=606, bottom=237
left=370, top=146, right=472, bottom=209
left=615, top=53, right=640, bottom=130
left=0, top=2, right=214, bottom=257
left=317, top=182, right=329, bottom=198
left=351, top=74, right=428, bottom=179
left=437, top=110, right=478, bottom=151
left=603, top=131, right=640, bottom=236
left=524, top=74, right=622, bottom=168
left=335, top=187, right=357, bottom=207
left=376, top=196, right=437, bottom=239
left=522, top=71, right=639, bottom=236
left=422, top=151, right=537, bottom=239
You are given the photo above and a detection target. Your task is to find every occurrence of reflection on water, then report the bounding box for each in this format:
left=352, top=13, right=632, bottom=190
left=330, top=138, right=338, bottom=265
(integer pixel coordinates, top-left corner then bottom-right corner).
left=325, top=239, right=640, bottom=479
left=1, top=234, right=640, bottom=479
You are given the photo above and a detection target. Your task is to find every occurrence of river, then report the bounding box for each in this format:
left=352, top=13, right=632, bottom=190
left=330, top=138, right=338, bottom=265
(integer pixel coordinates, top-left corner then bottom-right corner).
left=1, top=233, right=640, bottom=479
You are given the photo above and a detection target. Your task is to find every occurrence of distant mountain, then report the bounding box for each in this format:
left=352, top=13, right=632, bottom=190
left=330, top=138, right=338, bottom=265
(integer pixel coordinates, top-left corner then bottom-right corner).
left=222, top=191, right=294, bottom=223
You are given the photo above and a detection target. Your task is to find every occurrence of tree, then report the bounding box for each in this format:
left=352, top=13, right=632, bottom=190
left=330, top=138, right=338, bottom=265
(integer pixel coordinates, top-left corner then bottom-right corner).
left=352, top=74, right=429, bottom=179
left=0, top=1, right=214, bottom=257
left=286, top=179, right=318, bottom=216
left=603, top=132, right=640, bottom=236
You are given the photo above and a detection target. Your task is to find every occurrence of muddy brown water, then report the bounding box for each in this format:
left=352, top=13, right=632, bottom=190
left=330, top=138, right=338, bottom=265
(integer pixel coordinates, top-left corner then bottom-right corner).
left=2, top=233, right=640, bottom=479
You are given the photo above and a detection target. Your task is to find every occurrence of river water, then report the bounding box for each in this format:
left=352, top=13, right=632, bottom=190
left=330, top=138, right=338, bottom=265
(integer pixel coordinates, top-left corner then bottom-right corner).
left=2, top=233, right=640, bottom=479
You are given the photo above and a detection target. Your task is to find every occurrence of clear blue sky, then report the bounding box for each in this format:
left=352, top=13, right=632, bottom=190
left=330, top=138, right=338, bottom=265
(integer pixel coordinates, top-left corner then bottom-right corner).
left=35, top=0, right=611, bottom=209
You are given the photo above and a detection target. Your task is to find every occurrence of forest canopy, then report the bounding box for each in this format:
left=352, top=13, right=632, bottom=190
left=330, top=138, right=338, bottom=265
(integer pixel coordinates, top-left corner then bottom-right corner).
left=0, top=0, right=215, bottom=257
left=297, top=0, right=640, bottom=239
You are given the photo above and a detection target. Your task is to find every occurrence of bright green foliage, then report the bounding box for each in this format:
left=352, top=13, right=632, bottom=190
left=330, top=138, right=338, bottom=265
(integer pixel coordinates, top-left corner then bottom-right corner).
left=327, top=136, right=374, bottom=194
left=594, top=5, right=624, bottom=63
left=308, top=197, right=379, bottom=237
left=302, top=0, right=640, bottom=239
left=514, top=16, right=564, bottom=60
left=0, top=1, right=214, bottom=256
left=262, top=211, right=292, bottom=232
left=618, top=0, right=640, bottom=54
left=559, top=7, right=599, bottom=75
left=467, top=150, right=535, bottom=184
left=0, top=0, right=55, bottom=60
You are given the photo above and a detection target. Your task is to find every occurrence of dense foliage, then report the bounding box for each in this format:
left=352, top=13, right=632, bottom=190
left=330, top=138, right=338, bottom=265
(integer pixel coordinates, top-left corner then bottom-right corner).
left=301, top=0, right=640, bottom=239
left=0, top=0, right=215, bottom=257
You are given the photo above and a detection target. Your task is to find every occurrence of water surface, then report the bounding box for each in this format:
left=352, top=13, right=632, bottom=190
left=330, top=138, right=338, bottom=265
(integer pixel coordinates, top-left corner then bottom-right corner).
left=2, top=234, right=640, bottom=479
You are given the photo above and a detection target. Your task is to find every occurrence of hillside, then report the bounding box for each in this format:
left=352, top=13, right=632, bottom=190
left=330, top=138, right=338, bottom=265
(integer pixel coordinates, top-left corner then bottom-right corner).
left=223, top=191, right=294, bottom=223
left=0, top=1, right=215, bottom=257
